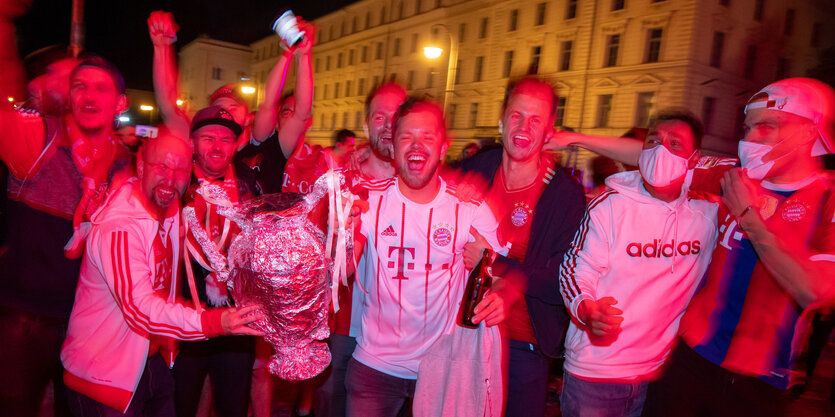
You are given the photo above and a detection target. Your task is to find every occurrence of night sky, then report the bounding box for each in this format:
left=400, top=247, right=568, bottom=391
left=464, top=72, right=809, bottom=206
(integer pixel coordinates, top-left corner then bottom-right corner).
left=15, top=0, right=353, bottom=90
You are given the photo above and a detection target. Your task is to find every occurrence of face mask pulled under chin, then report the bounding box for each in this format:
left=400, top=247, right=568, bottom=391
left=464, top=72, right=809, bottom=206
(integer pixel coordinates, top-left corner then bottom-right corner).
left=638, top=145, right=690, bottom=187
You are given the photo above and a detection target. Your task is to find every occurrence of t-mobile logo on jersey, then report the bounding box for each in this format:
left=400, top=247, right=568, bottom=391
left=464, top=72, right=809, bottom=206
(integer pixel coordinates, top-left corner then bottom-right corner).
left=626, top=239, right=702, bottom=258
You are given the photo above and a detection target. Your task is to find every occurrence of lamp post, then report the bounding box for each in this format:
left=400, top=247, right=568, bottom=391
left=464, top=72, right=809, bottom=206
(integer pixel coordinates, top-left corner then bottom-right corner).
left=423, top=24, right=457, bottom=116
left=139, top=104, right=155, bottom=125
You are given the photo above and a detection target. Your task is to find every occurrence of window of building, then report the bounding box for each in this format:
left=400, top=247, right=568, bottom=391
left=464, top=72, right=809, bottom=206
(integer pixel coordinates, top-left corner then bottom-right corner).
left=254, top=50, right=260, bottom=61
left=811, top=22, right=822, bottom=47
left=211, top=67, right=222, bottom=80
left=328, top=25, right=334, bottom=42
left=374, top=75, right=381, bottom=86
left=531, top=45, right=542, bottom=73
left=474, top=56, right=484, bottom=82
left=536, top=3, right=547, bottom=26
left=319, top=113, right=325, bottom=128
left=341, top=21, right=346, bottom=37
left=701, top=97, right=716, bottom=134
left=555, top=96, right=567, bottom=126
left=343, top=112, right=349, bottom=128
left=324, top=84, right=330, bottom=100
left=411, top=33, right=419, bottom=54
left=753, top=0, right=764, bottom=21
left=355, top=111, right=362, bottom=129
left=612, top=0, right=625, bottom=11
left=784, top=9, right=795, bottom=36
left=331, top=113, right=336, bottom=129
left=359, top=78, right=366, bottom=95
left=776, top=58, right=790, bottom=79
left=376, top=42, right=383, bottom=60
left=431, top=27, right=440, bottom=40
left=566, top=0, right=577, bottom=19
left=560, top=41, right=572, bottom=71
left=397, top=2, right=403, bottom=19
left=710, top=31, right=724, bottom=68
left=503, top=50, right=514, bottom=78
left=455, top=59, right=462, bottom=84
left=470, top=103, right=479, bottom=128
left=635, top=92, right=655, bottom=127
left=394, top=38, right=401, bottom=56
left=427, top=68, right=434, bottom=88
left=338, top=52, right=343, bottom=68
left=380, top=7, right=387, bottom=24
left=315, top=58, right=320, bottom=72
left=645, top=28, right=663, bottom=63
left=349, top=49, right=355, bottom=65
left=407, top=70, right=415, bottom=89
left=449, top=104, right=457, bottom=128
left=415, top=0, right=421, bottom=15
left=480, top=17, right=489, bottom=38
left=605, top=34, right=620, bottom=67
left=596, top=95, right=613, bottom=127
left=509, top=9, right=518, bottom=31
left=362, top=45, right=368, bottom=63
left=366, top=11, right=372, bottom=29
left=459, top=23, right=467, bottom=43
left=335, top=82, right=340, bottom=98
left=327, top=55, right=332, bottom=71
left=744, top=45, right=757, bottom=79
left=346, top=80, right=352, bottom=97
left=436, top=0, right=442, bottom=8
left=352, top=16, right=358, bottom=33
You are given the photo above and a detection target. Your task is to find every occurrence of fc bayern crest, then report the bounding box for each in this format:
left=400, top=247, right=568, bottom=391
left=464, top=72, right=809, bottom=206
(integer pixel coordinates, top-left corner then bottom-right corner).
left=781, top=200, right=808, bottom=222
left=432, top=223, right=454, bottom=246
left=510, top=203, right=532, bottom=227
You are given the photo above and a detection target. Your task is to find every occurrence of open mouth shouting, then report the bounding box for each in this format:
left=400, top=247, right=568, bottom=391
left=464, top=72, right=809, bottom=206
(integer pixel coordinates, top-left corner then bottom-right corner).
left=406, top=151, right=428, bottom=172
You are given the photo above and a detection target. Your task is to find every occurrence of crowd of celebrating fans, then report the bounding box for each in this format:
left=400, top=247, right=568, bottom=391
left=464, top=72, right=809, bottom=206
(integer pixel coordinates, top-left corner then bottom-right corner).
left=0, top=3, right=833, bottom=417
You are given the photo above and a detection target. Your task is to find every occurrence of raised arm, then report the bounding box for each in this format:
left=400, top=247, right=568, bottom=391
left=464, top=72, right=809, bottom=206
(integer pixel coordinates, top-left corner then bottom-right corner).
left=148, top=11, right=190, bottom=138
left=278, top=21, right=315, bottom=157
left=251, top=50, right=292, bottom=143
left=547, top=130, right=643, bottom=167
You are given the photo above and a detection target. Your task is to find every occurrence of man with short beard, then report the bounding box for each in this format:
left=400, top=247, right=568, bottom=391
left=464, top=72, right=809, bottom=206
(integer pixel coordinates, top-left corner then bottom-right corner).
left=173, top=106, right=261, bottom=417
left=313, top=82, right=407, bottom=417
left=458, top=77, right=586, bottom=417
left=60, top=133, right=262, bottom=416
left=346, top=98, right=510, bottom=417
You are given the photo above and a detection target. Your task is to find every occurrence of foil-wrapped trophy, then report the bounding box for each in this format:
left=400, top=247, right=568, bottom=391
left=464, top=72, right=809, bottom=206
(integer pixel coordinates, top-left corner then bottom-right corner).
left=183, top=173, right=353, bottom=381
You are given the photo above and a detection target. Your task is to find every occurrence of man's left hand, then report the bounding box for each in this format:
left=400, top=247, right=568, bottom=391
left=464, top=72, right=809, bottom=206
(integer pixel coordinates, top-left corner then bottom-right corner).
left=721, top=168, right=761, bottom=218
left=471, top=279, right=519, bottom=327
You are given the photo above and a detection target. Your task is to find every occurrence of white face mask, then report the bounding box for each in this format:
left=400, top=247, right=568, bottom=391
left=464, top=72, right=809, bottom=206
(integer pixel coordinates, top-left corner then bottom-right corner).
left=737, top=141, right=774, bottom=180
left=638, top=145, right=691, bottom=187
left=738, top=127, right=803, bottom=180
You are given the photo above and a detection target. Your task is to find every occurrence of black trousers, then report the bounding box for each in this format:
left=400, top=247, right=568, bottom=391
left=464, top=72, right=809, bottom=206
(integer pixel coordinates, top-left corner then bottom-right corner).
left=173, top=336, right=255, bottom=417
left=642, top=340, right=787, bottom=417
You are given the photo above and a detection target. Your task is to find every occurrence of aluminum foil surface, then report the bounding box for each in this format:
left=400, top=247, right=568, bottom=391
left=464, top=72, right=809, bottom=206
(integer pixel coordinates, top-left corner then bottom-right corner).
left=223, top=190, right=331, bottom=381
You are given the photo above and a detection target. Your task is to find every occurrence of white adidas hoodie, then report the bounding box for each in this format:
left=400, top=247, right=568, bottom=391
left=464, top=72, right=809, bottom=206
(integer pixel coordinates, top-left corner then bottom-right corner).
left=559, top=170, right=718, bottom=380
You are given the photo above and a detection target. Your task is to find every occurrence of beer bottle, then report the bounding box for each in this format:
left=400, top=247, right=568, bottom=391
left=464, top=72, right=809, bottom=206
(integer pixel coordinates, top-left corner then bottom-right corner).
left=460, top=249, right=493, bottom=328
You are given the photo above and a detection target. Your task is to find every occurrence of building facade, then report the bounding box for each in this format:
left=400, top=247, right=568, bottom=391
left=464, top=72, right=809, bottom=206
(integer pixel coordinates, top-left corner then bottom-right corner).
left=179, top=35, right=254, bottom=110
left=249, top=0, right=834, bottom=161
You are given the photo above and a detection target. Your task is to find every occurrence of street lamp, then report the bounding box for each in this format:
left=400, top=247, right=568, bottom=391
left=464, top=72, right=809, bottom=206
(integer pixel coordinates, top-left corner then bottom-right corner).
left=423, top=24, right=458, bottom=116
left=240, top=86, right=256, bottom=95
left=139, top=105, right=156, bottom=125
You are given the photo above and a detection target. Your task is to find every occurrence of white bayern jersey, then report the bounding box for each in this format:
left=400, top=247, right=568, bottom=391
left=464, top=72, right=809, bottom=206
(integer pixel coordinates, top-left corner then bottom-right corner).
left=353, top=177, right=504, bottom=379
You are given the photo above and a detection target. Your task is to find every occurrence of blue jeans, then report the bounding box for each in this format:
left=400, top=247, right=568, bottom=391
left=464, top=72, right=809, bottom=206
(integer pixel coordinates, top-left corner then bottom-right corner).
left=315, top=334, right=357, bottom=417
left=560, top=371, right=648, bottom=417
left=505, top=340, right=550, bottom=417
left=345, top=358, right=415, bottom=417
left=67, top=354, right=175, bottom=417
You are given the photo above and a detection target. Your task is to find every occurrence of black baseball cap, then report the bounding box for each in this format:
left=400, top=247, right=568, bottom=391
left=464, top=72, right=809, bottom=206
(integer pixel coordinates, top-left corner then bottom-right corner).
left=190, top=105, right=243, bottom=137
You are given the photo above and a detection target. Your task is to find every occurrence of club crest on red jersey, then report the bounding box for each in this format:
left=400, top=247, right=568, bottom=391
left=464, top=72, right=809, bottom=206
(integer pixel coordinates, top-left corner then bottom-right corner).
left=781, top=200, right=809, bottom=222
left=510, top=202, right=532, bottom=227
left=432, top=223, right=454, bottom=247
